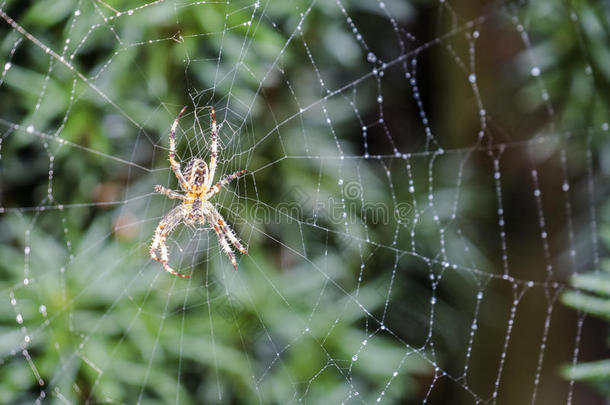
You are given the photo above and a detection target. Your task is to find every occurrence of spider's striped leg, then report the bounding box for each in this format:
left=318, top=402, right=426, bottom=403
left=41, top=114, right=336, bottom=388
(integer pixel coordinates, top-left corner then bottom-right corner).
left=210, top=208, right=248, bottom=255
left=206, top=169, right=247, bottom=198
left=208, top=214, right=238, bottom=270
left=154, top=185, right=186, bottom=200
left=150, top=205, right=191, bottom=278
left=205, top=107, right=218, bottom=188
left=168, top=106, right=190, bottom=191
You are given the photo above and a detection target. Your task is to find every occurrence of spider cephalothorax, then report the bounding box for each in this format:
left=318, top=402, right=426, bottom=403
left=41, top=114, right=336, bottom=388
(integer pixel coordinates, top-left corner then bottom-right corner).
left=150, top=106, right=247, bottom=278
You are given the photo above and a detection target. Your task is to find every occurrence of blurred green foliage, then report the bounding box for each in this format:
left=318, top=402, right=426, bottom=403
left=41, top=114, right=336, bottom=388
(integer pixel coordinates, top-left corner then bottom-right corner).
left=0, top=0, right=432, bottom=403
left=533, top=0, right=610, bottom=400
left=561, top=201, right=610, bottom=397
left=0, top=0, right=608, bottom=404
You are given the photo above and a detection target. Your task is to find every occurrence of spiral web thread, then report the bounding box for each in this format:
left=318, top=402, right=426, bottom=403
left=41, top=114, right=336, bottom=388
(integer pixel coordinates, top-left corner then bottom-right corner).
left=0, top=0, right=604, bottom=404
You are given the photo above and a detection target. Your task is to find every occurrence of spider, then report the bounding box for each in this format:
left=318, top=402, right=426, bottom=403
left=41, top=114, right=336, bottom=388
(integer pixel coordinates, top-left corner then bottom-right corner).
left=150, top=106, right=247, bottom=278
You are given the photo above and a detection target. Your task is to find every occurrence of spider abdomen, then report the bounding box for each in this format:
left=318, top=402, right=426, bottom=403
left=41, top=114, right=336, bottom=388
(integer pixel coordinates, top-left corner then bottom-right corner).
left=184, top=158, right=208, bottom=187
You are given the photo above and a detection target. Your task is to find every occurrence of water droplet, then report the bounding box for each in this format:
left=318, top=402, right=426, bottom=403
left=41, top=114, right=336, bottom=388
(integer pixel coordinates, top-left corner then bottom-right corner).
left=585, top=65, right=592, bottom=75
left=530, top=66, right=541, bottom=77
left=367, top=52, right=377, bottom=63
left=352, top=354, right=358, bottom=361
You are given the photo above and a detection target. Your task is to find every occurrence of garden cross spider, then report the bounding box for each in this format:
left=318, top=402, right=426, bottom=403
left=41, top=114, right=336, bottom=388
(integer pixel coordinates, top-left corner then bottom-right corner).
left=150, top=106, right=248, bottom=278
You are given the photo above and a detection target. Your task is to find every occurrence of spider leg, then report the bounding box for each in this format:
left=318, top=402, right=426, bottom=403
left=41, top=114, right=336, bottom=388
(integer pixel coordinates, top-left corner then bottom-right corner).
left=154, top=185, right=186, bottom=200
left=205, top=107, right=218, bottom=188
left=168, top=106, right=190, bottom=192
left=209, top=207, right=248, bottom=255
left=207, top=212, right=238, bottom=270
left=150, top=205, right=191, bottom=278
left=206, top=169, right=247, bottom=198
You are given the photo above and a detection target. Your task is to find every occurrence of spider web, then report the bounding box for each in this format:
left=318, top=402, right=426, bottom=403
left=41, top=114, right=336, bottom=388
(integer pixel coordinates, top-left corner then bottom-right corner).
left=0, top=0, right=606, bottom=404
